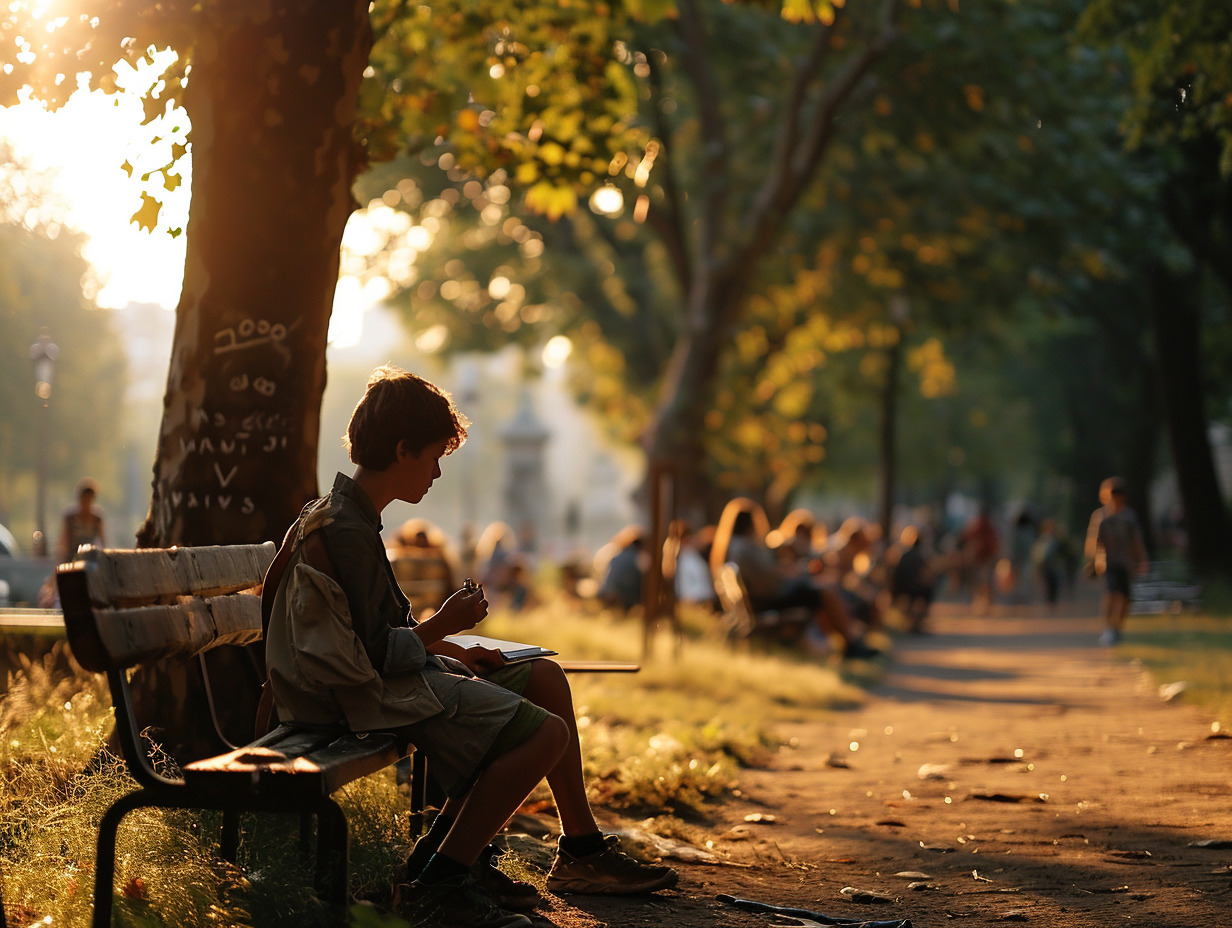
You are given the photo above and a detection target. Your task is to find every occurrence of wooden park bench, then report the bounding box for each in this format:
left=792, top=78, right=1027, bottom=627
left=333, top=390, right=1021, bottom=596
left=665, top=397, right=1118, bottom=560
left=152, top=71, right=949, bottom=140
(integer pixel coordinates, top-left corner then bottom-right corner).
left=54, top=542, right=639, bottom=926
left=1129, top=559, right=1204, bottom=615
left=713, top=562, right=811, bottom=646
left=56, top=542, right=424, bottom=927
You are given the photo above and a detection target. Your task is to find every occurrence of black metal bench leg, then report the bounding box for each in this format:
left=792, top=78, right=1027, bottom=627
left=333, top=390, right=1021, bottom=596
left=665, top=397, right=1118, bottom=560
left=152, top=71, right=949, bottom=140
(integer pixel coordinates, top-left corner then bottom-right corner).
left=411, top=750, right=427, bottom=814
left=220, top=809, right=241, bottom=862
left=314, top=799, right=349, bottom=918
left=299, top=811, right=315, bottom=866
left=92, top=791, right=149, bottom=928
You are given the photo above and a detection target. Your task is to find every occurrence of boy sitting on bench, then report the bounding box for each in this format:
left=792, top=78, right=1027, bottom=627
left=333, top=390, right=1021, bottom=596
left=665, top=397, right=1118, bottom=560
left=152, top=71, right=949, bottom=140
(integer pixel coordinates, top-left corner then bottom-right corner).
left=264, top=365, right=675, bottom=928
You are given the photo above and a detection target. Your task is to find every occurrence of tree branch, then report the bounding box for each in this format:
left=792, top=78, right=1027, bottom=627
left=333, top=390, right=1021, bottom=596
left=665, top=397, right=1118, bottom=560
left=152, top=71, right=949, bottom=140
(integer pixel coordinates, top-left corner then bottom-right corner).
left=642, top=35, right=694, bottom=296
left=736, top=0, right=900, bottom=280
left=674, top=0, right=730, bottom=271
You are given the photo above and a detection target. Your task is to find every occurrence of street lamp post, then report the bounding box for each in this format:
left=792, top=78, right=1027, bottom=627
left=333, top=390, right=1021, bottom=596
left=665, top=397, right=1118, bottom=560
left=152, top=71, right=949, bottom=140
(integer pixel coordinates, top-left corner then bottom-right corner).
left=30, top=329, right=58, bottom=558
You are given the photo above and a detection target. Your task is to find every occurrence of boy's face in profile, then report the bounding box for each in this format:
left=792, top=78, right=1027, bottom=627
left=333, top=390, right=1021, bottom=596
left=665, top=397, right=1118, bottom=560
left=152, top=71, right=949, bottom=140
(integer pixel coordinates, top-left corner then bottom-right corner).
left=392, top=438, right=450, bottom=504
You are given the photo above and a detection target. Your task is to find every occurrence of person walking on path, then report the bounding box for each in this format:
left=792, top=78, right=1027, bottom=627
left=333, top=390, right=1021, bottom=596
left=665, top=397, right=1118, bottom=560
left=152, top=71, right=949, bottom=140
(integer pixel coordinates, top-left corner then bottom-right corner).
left=1084, top=476, right=1148, bottom=645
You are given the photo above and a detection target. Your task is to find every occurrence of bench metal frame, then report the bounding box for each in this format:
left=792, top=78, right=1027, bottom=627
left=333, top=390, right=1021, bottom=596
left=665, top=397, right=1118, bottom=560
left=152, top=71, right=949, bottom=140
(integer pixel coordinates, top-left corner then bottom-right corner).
left=56, top=543, right=418, bottom=927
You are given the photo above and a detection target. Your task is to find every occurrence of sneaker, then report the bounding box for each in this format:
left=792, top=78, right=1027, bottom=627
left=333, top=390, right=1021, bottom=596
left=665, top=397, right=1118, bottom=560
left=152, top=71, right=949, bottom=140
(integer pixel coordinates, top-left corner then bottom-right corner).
left=546, top=834, right=678, bottom=895
left=396, top=874, right=533, bottom=928
left=1099, top=628, right=1121, bottom=647
left=475, top=847, right=543, bottom=911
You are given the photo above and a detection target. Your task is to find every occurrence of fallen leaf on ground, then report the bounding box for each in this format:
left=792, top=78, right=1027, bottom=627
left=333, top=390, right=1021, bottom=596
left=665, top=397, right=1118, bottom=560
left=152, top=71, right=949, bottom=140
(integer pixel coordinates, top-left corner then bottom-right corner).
left=621, top=826, right=746, bottom=865
left=1158, top=681, right=1187, bottom=701
left=840, top=886, right=896, bottom=904
left=744, top=812, right=778, bottom=823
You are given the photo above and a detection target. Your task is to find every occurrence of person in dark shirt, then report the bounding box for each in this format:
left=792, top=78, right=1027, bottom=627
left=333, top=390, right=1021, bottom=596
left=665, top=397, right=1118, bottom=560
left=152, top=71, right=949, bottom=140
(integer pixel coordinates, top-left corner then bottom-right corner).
left=1084, top=477, right=1148, bottom=645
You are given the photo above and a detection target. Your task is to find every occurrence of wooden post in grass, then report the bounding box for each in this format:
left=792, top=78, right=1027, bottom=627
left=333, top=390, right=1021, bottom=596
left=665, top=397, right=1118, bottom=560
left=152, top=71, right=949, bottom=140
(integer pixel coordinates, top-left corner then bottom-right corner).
left=643, top=461, right=682, bottom=660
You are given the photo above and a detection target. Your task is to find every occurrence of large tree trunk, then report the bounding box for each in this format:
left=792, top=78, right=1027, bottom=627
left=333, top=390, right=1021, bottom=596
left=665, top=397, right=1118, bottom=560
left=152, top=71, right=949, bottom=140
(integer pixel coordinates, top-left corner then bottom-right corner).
left=131, top=1, right=371, bottom=759
left=1146, top=261, right=1232, bottom=579
left=642, top=270, right=749, bottom=524
left=138, top=0, right=371, bottom=550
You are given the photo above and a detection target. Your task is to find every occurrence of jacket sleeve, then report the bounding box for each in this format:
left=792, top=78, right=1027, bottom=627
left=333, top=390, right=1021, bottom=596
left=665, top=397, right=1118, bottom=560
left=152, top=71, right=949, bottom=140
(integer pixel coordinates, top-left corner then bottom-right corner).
left=328, top=523, right=428, bottom=675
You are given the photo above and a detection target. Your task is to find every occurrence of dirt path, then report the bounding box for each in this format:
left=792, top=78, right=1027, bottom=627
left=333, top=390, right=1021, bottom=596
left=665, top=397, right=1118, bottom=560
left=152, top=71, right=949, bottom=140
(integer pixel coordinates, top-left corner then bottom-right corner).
left=548, top=601, right=1232, bottom=928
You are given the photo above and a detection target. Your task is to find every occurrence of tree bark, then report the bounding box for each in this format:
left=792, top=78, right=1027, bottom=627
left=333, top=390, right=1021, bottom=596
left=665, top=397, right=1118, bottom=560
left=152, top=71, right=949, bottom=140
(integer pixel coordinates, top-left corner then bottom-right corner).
left=130, top=1, right=371, bottom=759
left=638, top=1, right=899, bottom=524
left=878, top=327, right=903, bottom=542
left=1146, top=261, right=1232, bottom=579
left=138, top=0, right=371, bottom=550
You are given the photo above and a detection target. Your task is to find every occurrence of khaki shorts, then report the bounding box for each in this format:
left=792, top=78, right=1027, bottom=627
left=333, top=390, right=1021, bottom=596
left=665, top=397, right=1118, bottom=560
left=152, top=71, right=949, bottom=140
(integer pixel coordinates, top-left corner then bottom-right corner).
left=395, top=659, right=550, bottom=799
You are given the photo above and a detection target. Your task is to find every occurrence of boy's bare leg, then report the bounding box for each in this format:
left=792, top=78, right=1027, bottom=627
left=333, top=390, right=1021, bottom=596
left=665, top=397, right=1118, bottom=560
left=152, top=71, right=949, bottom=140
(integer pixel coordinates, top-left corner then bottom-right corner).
left=437, top=714, right=569, bottom=866
left=520, top=660, right=600, bottom=836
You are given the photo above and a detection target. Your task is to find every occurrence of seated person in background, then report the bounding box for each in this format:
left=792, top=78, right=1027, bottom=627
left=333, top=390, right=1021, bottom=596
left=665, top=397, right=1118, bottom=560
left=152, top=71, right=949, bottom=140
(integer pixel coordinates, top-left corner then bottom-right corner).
left=387, top=517, right=457, bottom=616
left=820, top=517, right=885, bottom=633
left=264, top=366, right=676, bottom=928
left=595, top=525, right=646, bottom=612
left=670, top=520, right=717, bottom=608
left=475, top=521, right=533, bottom=611
left=710, top=497, right=879, bottom=660
left=767, top=508, right=826, bottom=573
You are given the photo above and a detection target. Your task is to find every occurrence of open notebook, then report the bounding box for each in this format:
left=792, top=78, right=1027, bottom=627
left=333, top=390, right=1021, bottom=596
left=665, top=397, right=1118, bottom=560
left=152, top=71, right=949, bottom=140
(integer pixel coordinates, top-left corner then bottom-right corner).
left=444, top=633, right=558, bottom=663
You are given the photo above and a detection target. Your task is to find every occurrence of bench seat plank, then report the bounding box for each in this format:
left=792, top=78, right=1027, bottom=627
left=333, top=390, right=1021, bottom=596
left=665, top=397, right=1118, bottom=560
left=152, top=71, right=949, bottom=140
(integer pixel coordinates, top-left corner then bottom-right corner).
left=184, top=725, right=404, bottom=800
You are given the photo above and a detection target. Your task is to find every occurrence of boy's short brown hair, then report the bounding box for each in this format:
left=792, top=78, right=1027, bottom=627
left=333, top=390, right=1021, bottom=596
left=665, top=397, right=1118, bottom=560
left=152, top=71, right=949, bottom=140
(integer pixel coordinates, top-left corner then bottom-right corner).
left=344, top=365, right=469, bottom=469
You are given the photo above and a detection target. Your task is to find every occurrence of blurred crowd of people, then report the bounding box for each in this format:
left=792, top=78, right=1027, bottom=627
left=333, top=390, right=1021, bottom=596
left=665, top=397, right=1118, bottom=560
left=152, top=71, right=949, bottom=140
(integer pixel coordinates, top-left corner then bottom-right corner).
left=381, top=482, right=1142, bottom=658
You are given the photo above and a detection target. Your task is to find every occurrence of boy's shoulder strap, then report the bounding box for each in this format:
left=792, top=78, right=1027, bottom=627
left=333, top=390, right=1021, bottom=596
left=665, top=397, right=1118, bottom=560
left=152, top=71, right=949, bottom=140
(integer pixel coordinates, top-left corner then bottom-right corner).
left=260, top=495, right=342, bottom=636
left=261, top=520, right=301, bottom=638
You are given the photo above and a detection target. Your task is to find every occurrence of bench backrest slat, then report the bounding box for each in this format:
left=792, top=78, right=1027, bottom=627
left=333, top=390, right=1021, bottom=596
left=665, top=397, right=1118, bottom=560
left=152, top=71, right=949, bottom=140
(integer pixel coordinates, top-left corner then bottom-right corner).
left=58, top=542, right=276, bottom=672
left=90, top=596, right=265, bottom=669
left=78, top=543, right=276, bottom=607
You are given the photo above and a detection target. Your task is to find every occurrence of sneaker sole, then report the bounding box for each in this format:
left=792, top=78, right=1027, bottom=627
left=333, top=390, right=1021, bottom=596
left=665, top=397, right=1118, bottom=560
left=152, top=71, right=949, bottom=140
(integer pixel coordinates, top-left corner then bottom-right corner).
left=546, top=870, right=679, bottom=895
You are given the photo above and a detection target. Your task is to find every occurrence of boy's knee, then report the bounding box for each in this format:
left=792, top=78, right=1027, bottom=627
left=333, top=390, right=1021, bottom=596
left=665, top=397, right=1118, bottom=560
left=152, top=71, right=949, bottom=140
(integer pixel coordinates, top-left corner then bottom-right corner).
left=529, top=658, right=572, bottom=697
left=538, top=713, right=570, bottom=760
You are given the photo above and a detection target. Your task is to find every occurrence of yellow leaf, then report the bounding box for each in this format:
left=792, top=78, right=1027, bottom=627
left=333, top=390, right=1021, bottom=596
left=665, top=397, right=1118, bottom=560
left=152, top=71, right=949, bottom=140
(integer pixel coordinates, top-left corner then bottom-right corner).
left=539, top=141, right=567, bottom=166
left=524, top=181, right=577, bottom=220
left=162, top=171, right=182, bottom=192
left=130, top=193, right=162, bottom=232
left=516, top=161, right=540, bottom=185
